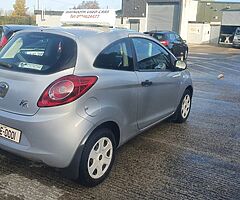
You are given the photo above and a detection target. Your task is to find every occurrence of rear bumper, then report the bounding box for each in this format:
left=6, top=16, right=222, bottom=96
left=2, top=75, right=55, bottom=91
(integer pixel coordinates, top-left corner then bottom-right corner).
left=0, top=107, right=93, bottom=168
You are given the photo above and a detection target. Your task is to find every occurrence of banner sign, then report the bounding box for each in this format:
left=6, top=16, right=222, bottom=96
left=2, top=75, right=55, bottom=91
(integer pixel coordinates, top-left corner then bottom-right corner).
left=60, top=9, right=116, bottom=27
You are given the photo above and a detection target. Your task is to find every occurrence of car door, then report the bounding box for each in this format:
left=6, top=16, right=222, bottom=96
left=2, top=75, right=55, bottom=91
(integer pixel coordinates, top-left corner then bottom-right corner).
left=93, top=37, right=140, bottom=140
left=131, top=37, right=181, bottom=130
left=174, top=33, right=185, bottom=58
left=169, top=33, right=182, bottom=57
left=169, top=33, right=180, bottom=57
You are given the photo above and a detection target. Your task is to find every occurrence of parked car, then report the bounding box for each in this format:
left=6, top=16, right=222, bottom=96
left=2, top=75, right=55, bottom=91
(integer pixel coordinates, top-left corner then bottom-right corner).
left=232, top=27, right=240, bottom=48
left=144, top=30, right=188, bottom=60
left=0, top=25, right=39, bottom=49
left=0, top=27, right=193, bottom=187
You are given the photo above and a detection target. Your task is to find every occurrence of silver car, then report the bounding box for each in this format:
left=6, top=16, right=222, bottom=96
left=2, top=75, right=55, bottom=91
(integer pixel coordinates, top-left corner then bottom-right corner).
left=233, top=27, right=240, bottom=48
left=0, top=27, right=193, bottom=187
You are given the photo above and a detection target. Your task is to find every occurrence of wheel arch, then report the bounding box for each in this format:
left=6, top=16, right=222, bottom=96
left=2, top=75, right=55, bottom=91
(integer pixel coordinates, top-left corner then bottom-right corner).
left=92, top=121, right=120, bottom=148
left=61, top=120, right=120, bottom=180
left=186, top=85, right=193, bottom=97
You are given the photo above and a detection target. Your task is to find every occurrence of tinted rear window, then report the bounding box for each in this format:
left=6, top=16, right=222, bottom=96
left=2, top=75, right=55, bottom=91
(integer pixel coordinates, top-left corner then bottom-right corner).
left=152, top=33, right=167, bottom=41
left=0, top=32, right=77, bottom=74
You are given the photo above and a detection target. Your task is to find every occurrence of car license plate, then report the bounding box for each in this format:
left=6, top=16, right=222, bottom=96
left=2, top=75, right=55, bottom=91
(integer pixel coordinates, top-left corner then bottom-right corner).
left=0, top=123, right=21, bottom=143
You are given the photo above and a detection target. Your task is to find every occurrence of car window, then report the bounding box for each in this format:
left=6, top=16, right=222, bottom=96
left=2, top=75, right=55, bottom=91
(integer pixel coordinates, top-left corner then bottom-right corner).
left=175, top=34, right=182, bottom=42
left=132, top=38, right=171, bottom=71
left=169, top=33, right=176, bottom=42
left=0, top=32, right=77, bottom=74
left=94, top=39, right=133, bottom=71
left=153, top=33, right=166, bottom=41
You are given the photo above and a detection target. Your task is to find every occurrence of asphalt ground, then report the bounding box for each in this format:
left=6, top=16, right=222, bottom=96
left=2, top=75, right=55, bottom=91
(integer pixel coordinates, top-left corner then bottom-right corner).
left=0, top=45, right=240, bottom=200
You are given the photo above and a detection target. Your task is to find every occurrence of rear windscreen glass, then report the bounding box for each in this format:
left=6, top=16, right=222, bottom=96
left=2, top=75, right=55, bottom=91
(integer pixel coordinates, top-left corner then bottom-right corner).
left=0, top=32, right=77, bottom=74
left=153, top=33, right=166, bottom=41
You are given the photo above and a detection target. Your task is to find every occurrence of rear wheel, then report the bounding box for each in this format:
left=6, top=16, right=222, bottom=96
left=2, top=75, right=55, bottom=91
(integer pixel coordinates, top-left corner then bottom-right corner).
left=78, top=128, right=116, bottom=187
left=171, top=89, right=192, bottom=123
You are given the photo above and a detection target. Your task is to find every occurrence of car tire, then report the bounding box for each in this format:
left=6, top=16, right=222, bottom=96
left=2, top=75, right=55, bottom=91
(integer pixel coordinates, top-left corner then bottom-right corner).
left=78, top=128, right=116, bottom=187
left=171, top=89, right=192, bottom=123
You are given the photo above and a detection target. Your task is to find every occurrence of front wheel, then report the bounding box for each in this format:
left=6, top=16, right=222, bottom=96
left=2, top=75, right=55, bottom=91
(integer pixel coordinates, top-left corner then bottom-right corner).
left=78, top=128, right=116, bottom=187
left=171, top=89, right=192, bottom=123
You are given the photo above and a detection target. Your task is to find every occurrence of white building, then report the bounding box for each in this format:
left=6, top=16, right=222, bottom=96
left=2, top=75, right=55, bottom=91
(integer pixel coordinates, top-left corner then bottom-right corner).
left=34, top=10, right=63, bottom=27
left=116, top=0, right=199, bottom=40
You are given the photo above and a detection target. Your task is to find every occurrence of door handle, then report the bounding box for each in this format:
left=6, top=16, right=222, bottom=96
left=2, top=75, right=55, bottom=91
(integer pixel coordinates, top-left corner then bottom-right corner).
left=141, top=80, right=152, bottom=87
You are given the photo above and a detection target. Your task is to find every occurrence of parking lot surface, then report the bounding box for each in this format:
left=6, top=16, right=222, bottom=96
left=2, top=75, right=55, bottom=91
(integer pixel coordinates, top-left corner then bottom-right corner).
left=0, top=45, right=240, bottom=200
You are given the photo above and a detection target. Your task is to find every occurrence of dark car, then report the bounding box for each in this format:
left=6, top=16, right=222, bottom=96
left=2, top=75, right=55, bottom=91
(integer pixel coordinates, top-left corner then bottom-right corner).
left=0, top=25, right=39, bottom=49
left=144, top=30, right=188, bottom=60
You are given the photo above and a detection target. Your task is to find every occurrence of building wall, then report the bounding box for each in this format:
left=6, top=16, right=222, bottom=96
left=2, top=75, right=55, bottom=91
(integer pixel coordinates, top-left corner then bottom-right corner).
left=122, top=0, right=147, bottom=17
left=196, top=2, right=240, bottom=23
left=36, top=14, right=62, bottom=27
left=209, top=24, right=221, bottom=44
left=222, top=10, right=240, bottom=26
left=121, top=0, right=199, bottom=40
left=187, top=23, right=211, bottom=44
left=188, top=0, right=198, bottom=21
left=178, top=0, right=199, bottom=40
left=115, top=17, right=147, bottom=32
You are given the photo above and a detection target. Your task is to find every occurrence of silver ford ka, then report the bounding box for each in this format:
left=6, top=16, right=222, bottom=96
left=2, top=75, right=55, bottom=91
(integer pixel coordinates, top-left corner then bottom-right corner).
left=0, top=27, right=193, bottom=187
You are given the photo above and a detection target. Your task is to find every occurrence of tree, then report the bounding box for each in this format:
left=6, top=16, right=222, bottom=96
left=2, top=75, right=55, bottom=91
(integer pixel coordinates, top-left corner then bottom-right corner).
left=12, top=0, right=28, bottom=16
left=76, top=1, right=100, bottom=9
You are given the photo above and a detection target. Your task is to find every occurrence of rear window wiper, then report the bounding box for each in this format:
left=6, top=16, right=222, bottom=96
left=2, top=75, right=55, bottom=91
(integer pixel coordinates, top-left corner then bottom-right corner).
left=0, top=61, right=12, bottom=68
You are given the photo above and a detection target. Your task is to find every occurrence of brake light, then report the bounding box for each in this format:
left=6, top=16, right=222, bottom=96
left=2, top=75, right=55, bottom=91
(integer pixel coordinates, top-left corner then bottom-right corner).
left=160, top=40, right=169, bottom=46
left=37, top=75, right=98, bottom=107
left=0, top=35, right=8, bottom=48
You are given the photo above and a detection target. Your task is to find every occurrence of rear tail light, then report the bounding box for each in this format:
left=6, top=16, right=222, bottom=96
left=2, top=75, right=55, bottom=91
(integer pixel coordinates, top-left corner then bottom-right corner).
left=160, top=40, right=169, bottom=46
left=0, top=35, right=8, bottom=48
left=37, top=75, right=98, bottom=107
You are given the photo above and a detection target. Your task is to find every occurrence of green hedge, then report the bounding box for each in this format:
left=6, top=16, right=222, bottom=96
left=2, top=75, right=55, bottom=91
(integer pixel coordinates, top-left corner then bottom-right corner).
left=0, top=16, right=36, bottom=25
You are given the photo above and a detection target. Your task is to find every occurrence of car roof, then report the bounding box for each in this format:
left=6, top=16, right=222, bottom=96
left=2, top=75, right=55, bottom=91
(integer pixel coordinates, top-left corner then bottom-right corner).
left=148, top=30, right=176, bottom=34
left=1, top=25, right=39, bottom=32
left=20, top=26, right=140, bottom=41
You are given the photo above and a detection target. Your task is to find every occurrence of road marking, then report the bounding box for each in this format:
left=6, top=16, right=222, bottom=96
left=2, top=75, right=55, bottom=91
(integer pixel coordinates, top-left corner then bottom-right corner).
left=189, top=58, right=240, bottom=73
left=190, top=52, right=209, bottom=55
left=188, top=56, right=211, bottom=60
left=211, top=60, right=240, bottom=69
left=195, top=61, right=240, bottom=73
left=190, top=63, right=223, bottom=73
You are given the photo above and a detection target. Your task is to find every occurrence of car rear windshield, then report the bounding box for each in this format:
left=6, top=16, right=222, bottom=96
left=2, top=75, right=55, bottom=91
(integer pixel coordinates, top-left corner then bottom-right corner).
left=0, top=32, right=77, bottom=74
left=152, top=33, right=167, bottom=41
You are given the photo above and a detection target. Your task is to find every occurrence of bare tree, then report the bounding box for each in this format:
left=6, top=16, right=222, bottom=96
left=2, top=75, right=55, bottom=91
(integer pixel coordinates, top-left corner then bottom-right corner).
left=75, top=1, right=100, bottom=9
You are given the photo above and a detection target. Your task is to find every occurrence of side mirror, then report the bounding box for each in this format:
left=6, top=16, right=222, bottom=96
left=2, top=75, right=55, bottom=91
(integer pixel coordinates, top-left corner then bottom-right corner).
left=175, top=60, right=187, bottom=70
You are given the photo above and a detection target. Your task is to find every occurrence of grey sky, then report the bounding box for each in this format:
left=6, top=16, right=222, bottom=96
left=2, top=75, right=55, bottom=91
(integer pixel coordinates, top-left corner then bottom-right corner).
left=2, top=0, right=240, bottom=12
left=1, top=0, right=122, bottom=11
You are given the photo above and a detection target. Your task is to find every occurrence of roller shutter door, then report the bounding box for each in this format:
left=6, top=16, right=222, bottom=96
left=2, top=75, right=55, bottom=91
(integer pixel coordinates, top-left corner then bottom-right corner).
left=147, top=3, right=180, bottom=32
left=222, top=11, right=240, bottom=26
